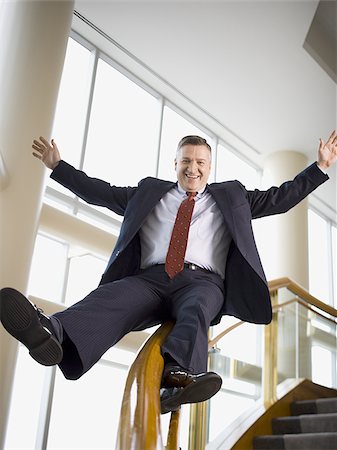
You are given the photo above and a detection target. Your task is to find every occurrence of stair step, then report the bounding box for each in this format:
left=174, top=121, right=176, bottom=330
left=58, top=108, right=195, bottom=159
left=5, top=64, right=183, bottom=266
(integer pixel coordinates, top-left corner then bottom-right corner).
left=253, top=432, right=337, bottom=450
left=291, top=397, right=337, bottom=415
left=253, top=435, right=284, bottom=449
left=272, top=413, right=337, bottom=434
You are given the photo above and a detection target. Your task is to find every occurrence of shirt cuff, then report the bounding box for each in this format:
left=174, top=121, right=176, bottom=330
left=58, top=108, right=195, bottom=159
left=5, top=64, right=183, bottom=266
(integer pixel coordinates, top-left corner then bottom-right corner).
left=316, top=162, right=328, bottom=175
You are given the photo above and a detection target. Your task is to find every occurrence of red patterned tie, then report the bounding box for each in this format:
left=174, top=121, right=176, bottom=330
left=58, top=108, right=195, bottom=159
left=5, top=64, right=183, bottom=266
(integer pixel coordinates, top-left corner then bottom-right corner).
left=165, top=192, right=197, bottom=279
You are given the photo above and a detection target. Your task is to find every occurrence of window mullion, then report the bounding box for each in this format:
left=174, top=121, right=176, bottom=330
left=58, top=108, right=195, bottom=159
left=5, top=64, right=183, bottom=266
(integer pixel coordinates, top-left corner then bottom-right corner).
left=73, top=47, right=99, bottom=216
left=34, top=366, right=57, bottom=450
left=78, top=47, right=99, bottom=171
left=155, top=97, right=164, bottom=178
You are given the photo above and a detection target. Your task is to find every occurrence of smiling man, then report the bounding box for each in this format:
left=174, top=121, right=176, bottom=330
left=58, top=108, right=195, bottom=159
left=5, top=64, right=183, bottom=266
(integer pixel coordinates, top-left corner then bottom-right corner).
left=1, top=132, right=336, bottom=415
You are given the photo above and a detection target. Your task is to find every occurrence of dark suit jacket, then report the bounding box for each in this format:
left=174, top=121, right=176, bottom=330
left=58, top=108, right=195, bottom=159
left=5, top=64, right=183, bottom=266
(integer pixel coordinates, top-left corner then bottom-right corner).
left=51, top=161, right=328, bottom=326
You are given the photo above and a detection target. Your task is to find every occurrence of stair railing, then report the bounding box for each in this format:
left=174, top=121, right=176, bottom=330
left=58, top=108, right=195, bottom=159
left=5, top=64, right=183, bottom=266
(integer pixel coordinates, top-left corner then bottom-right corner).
left=116, top=321, right=181, bottom=450
left=117, top=278, right=337, bottom=450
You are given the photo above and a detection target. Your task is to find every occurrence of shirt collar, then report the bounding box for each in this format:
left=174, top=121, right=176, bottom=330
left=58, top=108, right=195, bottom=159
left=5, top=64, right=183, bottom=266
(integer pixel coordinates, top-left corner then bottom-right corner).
left=176, top=182, right=207, bottom=199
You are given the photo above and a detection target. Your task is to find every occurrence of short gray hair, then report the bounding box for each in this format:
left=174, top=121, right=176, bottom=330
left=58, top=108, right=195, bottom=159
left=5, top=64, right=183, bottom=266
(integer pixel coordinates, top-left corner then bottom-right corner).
left=177, top=135, right=212, bottom=154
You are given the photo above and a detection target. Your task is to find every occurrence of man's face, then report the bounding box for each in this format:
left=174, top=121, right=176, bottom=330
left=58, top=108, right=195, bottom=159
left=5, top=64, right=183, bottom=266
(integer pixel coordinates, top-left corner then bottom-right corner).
left=175, top=144, right=211, bottom=192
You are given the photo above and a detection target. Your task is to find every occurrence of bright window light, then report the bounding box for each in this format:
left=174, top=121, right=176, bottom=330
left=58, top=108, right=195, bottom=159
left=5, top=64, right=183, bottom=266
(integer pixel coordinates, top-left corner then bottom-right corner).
left=216, top=144, right=260, bottom=189
left=47, top=37, right=93, bottom=196
left=47, top=363, right=128, bottom=449
left=28, top=233, right=68, bottom=303
left=308, top=209, right=330, bottom=303
left=83, top=58, right=160, bottom=187
left=64, top=251, right=107, bottom=306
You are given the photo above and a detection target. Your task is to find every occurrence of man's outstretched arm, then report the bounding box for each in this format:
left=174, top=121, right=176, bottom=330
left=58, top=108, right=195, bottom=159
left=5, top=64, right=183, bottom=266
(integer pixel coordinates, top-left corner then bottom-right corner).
left=31, top=136, right=133, bottom=215
left=247, top=130, right=336, bottom=219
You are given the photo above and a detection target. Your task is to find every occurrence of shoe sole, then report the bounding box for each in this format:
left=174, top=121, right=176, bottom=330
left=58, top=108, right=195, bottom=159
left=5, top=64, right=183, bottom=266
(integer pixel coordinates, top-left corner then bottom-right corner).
left=161, top=372, right=222, bottom=414
left=0, top=287, right=63, bottom=366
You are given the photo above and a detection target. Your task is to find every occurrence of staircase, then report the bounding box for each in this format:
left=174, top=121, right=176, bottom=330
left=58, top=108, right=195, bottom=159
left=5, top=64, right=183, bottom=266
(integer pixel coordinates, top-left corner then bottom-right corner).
left=253, top=397, right=337, bottom=449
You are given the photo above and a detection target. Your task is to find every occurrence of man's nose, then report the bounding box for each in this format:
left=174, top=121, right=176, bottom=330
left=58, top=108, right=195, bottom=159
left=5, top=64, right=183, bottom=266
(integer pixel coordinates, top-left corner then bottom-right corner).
left=187, top=161, right=198, bottom=172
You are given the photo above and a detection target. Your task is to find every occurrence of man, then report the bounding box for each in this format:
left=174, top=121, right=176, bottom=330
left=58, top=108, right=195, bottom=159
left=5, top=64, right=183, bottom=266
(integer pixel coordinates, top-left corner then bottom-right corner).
left=1, top=132, right=336, bottom=414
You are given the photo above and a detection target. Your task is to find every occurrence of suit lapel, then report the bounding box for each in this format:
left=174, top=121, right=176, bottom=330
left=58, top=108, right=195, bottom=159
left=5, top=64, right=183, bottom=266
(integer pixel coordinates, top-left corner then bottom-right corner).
left=208, top=184, right=236, bottom=236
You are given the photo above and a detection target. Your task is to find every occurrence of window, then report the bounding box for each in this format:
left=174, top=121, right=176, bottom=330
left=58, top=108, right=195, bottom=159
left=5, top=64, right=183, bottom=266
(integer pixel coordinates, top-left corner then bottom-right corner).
left=47, top=37, right=93, bottom=198
left=47, top=362, right=128, bottom=450
left=65, top=251, right=107, bottom=306
left=216, top=144, right=260, bottom=188
left=312, top=345, right=333, bottom=388
left=28, top=233, right=68, bottom=303
left=4, top=346, right=48, bottom=450
left=84, top=57, right=161, bottom=187
left=308, top=209, right=335, bottom=306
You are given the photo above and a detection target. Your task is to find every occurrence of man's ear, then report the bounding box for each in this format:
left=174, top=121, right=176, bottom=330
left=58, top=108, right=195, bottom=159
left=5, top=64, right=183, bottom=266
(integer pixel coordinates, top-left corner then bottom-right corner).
left=174, top=158, right=177, bottom=170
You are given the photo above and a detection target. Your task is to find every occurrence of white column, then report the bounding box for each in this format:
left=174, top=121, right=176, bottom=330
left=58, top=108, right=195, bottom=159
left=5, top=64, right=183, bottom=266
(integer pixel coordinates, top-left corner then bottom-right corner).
left=256, top=151, right=311, bottom=380
left=257, top=150, right=309, bottom=288
left=0, top=1, right=74, bottom=448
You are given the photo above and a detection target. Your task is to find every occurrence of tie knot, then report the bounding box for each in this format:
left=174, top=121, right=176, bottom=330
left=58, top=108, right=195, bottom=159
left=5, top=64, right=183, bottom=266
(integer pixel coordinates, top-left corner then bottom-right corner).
left=186, top=192, right=197, bottom=201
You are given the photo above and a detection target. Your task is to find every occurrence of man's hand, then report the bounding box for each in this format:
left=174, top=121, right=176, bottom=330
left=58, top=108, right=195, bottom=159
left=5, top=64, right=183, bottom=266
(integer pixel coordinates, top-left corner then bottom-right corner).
left=317, top=130, right=337, bottom=170
left=32, top=136, right=61, bottom=170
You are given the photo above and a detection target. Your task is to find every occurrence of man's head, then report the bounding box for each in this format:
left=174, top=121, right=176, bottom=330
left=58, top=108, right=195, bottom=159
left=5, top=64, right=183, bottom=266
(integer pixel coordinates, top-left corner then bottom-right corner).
left=175, top=135, right=212, bottom=193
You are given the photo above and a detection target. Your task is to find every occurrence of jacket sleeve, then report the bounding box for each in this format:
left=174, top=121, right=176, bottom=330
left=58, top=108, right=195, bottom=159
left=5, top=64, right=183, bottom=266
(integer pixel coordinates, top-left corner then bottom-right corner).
left=50, top=160, right=136, bottom=216
left=246, top=162, right=329, bottom=219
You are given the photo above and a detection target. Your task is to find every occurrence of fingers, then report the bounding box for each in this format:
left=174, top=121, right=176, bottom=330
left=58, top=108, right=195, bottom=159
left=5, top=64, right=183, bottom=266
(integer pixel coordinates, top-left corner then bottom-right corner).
left=327, top=130, right=337, bottom=145
left=39, top=136, right=50, bottom=147
left=32, top=143, right=44, bottom=154
left=32, top=136, right=56, bottom=154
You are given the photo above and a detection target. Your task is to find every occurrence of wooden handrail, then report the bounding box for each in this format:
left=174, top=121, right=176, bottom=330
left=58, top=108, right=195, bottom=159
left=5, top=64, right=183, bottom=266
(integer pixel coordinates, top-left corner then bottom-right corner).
left=273, top=297, right=337, bottom=325
left=208, top=320, right=244, bottom=349
left=116, top=322, right=174, bottom=450
left=268, top=277, right=337, bottom=318
left=210, top=278, right=337, bottom=348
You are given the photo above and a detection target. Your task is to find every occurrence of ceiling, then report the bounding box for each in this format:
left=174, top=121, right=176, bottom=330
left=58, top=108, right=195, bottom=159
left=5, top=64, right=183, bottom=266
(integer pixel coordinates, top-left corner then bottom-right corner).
left=73, top=0, right=336, bottom=213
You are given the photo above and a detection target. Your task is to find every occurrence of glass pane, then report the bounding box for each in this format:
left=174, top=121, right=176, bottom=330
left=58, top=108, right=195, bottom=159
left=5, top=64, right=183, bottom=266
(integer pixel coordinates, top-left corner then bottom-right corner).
left=211, top=318, right=262, bottom=365
left=65, top=252, right=107, bottom=306
left=216, top=144, right=260, bottom=189
left=47, top=37, right=93, bottom=196
left=208, top=390, right=254, bottom=442
left=308, top=210, right=330, bottom=303
left=207, top=321, right=263, bottom=442
left=277, top=301, right=298, bottom=381
left=312, top=345, right=333, bottom=387
left=276, top=289, right=337, bottom=390
left=84, top=58, right=160, bottom=188
left=28, top=234, right=68, bottom=303
left=47, top=362, right=128, bottom=450
left=4, top=346, right=48, bottom=450
left=158, top=105, right=215, bottom=182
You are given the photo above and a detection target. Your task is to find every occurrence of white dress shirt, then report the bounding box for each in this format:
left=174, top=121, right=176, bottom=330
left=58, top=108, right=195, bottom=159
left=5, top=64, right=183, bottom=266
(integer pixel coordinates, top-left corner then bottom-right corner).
left=139, top=183, right=232, bottom=278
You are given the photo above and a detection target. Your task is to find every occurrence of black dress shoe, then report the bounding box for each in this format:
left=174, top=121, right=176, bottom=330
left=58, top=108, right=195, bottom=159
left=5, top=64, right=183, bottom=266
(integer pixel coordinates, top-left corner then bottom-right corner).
left=0, top=287, right=63, bottom=366
left=160, top=366, right=222, bottom=414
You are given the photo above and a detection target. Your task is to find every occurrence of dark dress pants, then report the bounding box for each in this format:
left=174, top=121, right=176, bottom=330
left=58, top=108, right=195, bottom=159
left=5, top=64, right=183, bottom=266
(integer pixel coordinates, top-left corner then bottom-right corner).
left=54, top=265, right=224, bottom=380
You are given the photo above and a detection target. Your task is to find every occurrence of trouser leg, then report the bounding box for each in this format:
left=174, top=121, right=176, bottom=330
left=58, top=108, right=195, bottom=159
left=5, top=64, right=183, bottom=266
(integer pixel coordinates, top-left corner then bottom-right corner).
left=161, top=271, right=224, bottom=373
left=53, top=275, right=165, bottom=379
